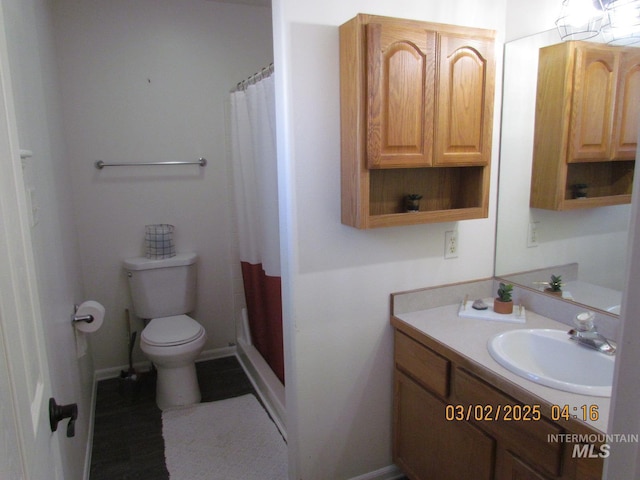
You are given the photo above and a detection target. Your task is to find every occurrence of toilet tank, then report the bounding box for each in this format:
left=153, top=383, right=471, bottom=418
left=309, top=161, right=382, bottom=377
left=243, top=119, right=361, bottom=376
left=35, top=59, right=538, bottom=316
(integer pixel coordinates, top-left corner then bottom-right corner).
left=123, top=253, right=197, bottom=319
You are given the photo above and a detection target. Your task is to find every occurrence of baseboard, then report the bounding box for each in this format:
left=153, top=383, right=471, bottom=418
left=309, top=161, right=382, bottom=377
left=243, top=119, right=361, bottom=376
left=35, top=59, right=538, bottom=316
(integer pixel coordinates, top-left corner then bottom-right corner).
left=236, top=338, right=286, bottom=440
left=348, top=465, right=404, bottom=480
left=198, top=345, right=237, bottom=363
left=93, top=345, right=237, bottom=381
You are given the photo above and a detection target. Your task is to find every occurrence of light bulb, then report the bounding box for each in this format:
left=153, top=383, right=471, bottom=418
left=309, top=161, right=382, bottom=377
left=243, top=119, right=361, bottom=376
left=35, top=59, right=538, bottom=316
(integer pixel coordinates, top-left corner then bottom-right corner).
left=606, top=0, right=640, bottom=29
left=602, top=0, right=640, bottom=44
left=565, top=0, right=602, bottom=26
left=556, top=0, right=605, bottom=40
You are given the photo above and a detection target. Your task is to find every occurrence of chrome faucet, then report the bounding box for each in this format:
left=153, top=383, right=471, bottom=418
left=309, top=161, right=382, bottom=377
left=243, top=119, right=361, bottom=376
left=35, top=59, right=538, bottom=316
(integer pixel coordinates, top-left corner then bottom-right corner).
left=568, top=312, right=616, bottom=355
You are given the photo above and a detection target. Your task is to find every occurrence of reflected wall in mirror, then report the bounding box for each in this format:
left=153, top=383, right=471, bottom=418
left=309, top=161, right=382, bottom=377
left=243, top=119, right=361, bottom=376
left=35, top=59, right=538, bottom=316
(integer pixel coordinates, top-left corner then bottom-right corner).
left=495, top=29, right=633, bottom=315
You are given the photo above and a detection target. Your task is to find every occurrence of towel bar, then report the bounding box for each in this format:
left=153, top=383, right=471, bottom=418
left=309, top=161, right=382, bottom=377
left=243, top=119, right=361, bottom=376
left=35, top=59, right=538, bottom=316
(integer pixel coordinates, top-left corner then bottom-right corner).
left=95, top=158, right=207, bottom=169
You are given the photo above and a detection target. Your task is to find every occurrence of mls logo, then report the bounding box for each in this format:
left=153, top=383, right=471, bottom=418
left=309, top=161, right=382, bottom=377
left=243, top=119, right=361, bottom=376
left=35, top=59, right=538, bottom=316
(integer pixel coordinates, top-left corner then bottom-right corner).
left=572, top=443, right=611, bottom=459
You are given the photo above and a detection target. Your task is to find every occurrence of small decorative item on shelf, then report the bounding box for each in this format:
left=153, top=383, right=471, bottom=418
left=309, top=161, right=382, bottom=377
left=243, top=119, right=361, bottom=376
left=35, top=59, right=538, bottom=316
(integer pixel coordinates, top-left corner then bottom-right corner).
left=572, top=183, right=588, bottom=199
left=544, top=274, right=563, bottom=296
left=405, top=193, right=423, bottom=212
left=494, top=282, right=514, bottom=314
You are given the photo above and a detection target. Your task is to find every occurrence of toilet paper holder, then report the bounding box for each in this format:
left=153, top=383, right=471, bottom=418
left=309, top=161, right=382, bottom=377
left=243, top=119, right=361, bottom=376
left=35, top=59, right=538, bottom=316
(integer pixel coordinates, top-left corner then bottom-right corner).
left=71, top=304, right=94, bottom=324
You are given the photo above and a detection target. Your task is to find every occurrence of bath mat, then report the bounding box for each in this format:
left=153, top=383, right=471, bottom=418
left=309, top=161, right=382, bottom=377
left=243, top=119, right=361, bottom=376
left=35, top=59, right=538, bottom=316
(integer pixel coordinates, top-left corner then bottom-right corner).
left=162, top=394, right=287, bottom=480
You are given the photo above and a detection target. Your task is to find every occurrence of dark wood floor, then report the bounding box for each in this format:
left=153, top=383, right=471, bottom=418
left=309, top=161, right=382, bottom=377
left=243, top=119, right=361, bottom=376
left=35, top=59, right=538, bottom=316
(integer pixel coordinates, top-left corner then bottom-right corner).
left=90, top=356, right=256, bottom=480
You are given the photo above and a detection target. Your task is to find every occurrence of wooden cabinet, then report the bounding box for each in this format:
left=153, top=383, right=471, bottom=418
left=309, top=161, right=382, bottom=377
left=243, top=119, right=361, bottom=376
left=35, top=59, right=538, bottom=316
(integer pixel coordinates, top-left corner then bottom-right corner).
left=496, top=449, right=554, bottom=480
left=454, top=368, right=563, bottom=479
left=340, top=14, right=496, bottom=228
left=395, top=371, right=495, bottom=480
left=435, top=33, right=495, bottom=167
left=393, top=332, right=494, bottom=479
left=365, top=20, right=436, bottom=169
left=391, top=326, right=605, bottom=480
left=530, top=41, right=640, bottom=211
left=612, top=48, right=640, bottom=160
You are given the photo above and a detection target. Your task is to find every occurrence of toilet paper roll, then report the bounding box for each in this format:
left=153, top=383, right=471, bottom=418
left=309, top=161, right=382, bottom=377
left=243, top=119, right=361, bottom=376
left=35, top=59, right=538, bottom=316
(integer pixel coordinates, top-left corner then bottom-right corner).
left=73, top=300, right=105, bottom=333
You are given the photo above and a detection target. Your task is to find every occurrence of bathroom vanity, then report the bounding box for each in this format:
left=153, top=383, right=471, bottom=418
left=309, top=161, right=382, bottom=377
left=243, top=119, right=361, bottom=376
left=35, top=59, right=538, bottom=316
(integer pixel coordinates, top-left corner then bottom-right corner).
left=391, top=280, right=610, bottom=480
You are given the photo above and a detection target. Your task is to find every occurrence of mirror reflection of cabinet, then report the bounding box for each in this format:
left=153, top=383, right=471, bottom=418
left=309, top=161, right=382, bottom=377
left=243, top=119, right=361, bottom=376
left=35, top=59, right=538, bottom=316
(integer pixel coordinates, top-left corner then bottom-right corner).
left=340, top=14, right=496, bottom=228
left=530, top=41, right=640, bottom=211
left=497, top=30, right=630, bottom=315
left=570, top=45, right=640, bottom=162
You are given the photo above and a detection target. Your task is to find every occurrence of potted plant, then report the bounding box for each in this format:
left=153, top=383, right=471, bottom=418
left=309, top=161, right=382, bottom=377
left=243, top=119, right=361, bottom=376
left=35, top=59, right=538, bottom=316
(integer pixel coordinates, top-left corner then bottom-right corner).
left=572, top=183, right=588, bottom=199
left=545, top=274, right=563, bottom=296
left=494, top=282, right=514, bottom=314
left=405, top=193, right=423, bottom=212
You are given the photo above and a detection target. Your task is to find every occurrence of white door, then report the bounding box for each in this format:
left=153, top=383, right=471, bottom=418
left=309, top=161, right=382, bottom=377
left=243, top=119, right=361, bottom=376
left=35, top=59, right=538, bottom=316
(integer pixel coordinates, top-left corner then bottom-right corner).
left=0, top=2, right=62, bottom=477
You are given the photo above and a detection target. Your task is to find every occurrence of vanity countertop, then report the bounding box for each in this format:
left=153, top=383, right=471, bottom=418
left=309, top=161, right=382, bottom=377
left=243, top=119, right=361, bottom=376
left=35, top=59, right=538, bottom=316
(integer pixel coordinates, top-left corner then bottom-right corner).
left=393, top=302, right=610, bottom=433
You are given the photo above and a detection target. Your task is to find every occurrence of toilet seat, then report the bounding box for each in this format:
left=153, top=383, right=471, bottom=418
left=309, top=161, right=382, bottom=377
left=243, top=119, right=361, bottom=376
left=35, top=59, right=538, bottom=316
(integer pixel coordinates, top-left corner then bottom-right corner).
left=141, top=315, right=205, bottom=347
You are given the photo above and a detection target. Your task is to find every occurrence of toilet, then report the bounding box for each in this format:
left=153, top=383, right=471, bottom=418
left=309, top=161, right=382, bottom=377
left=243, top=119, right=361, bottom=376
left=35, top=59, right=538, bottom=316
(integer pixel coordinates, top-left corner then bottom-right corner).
left=123, top=252, right=206, bottom=410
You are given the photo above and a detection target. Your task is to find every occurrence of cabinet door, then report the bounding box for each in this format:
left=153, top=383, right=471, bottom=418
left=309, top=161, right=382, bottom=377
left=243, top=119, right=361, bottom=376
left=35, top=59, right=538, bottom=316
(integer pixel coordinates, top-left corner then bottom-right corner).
left=366, top=22, right=436, bottom=168
left=393, top=371, right=494, bottom=480
left=611, top=49, right=640, bottom=160
left=575, top=455, right=605, bottom=480
left=495, top=448, right=552, bottom=480
left=569, top=46, right=616, bottom=162
left=435, top=33, right=495, bottom=166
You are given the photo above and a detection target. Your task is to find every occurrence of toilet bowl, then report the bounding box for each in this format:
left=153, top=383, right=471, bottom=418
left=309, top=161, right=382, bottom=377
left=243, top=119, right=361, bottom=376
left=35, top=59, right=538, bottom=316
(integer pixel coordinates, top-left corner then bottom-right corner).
left=140, top=315, right=207, bottom=410
left=123, top=253, right=207, bottom=410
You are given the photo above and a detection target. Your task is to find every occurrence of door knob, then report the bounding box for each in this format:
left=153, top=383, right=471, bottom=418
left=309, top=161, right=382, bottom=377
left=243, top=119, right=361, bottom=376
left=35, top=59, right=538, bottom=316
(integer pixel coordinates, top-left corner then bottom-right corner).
left=49, top=397, right=78, bottom=438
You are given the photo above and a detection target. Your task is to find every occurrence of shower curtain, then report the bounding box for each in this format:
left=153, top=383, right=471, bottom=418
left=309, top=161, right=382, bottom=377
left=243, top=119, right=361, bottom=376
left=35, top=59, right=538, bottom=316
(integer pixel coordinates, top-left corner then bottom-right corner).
left=229, top=70, right=284, bottom=384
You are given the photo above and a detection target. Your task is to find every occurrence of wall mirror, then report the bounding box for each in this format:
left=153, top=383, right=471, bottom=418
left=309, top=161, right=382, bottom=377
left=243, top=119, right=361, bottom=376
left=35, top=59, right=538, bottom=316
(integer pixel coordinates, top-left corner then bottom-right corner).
left=495, top=29, right=634, bottom=316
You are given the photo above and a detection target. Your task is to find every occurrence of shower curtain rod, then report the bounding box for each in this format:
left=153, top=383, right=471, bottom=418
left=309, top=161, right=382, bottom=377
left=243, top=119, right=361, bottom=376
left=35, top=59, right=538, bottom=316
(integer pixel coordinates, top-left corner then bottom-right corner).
left=231, top=63, right=274, bottom=93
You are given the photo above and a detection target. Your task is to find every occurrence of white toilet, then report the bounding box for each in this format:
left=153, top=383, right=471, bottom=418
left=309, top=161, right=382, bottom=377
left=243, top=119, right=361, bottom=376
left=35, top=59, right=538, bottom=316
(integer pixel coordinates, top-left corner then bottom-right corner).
left=123, top=252, right=207, bottom=410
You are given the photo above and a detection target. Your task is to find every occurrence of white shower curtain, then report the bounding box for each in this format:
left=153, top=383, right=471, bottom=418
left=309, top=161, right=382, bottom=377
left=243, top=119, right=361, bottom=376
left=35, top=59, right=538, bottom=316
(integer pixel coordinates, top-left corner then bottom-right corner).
left=229, top=72, right=284, bottom=383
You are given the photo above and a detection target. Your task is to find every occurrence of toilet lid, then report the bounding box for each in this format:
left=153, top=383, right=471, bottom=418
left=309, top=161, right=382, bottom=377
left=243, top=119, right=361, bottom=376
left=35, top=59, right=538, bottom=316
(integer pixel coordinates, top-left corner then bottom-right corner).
left=141, top=315, right=204, bottom=346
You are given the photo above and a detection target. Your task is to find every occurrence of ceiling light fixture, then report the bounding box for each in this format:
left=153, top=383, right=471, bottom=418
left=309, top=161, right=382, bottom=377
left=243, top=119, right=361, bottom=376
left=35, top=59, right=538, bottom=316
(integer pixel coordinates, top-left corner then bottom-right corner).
left=556, top=0, right=605, bottom=40
left=556, top=0, right=640, bottom=44
left=602, top=0, right=640, bottom=45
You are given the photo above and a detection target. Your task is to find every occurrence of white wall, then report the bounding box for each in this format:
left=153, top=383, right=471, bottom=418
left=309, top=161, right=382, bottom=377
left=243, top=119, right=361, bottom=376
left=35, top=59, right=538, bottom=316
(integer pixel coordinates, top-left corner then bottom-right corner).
left=505, top=0, right=559, bottom=40
left=273, top=1, right=506, bottom=478
left=2, top=0, right=93, bottom=477
left=53, top=0, right=274, bottom=370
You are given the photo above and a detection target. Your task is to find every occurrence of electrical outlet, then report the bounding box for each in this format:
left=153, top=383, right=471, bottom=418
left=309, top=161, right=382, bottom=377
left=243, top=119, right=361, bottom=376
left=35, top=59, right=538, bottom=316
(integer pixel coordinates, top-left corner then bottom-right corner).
left=445, top=230, right=458, bottom=259
left=527, top=221, right=539, bottom=248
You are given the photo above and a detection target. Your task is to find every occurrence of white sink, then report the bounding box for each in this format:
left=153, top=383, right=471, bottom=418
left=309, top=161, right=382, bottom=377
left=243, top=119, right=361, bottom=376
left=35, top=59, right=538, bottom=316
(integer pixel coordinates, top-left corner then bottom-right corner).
left=488, top=329, right=614, bottom=397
